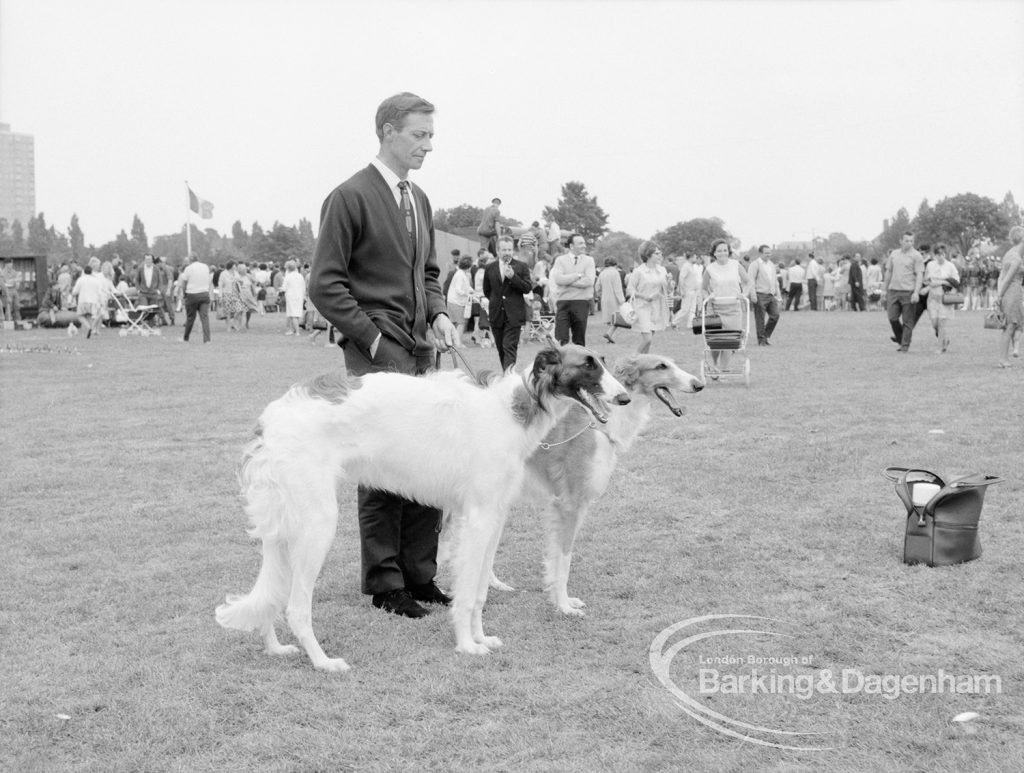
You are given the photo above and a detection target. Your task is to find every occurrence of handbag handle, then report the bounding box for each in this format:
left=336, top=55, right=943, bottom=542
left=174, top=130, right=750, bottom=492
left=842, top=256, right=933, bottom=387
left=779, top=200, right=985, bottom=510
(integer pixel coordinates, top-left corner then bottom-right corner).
left=883, top=467, right=945, bottom=526
left=922, top=473, right=1004, bottom=517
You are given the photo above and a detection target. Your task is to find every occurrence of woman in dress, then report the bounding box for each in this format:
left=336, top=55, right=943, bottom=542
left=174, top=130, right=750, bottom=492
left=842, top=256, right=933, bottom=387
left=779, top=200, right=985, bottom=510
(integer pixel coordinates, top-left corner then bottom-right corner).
left=446, top=254, right=475, bottom=347
left=218, top=260, right=244, bottom=331
left=282, top=260, right=307, bottom=336
left=701, top=238, right=751, bottom=373
left=995, top=226, right=1024, bottom=368
left=923, top=244, right=960, bottom=354
left=626, top=241, right=669, bottom=353
left=597, top=258, right=625, bottom=344
left=236, top=263, right=260, bottom=330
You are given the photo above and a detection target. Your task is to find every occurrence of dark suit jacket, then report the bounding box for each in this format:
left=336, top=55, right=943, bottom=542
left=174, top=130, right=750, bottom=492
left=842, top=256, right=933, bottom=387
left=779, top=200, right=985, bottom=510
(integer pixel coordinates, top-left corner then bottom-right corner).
left=308, top=164, right=446, bottom=356
left=848, top=260, right=864, bottom=290
left=482, top=258, right=533, bottom=327
left=135, top=264, right=164, bottom=293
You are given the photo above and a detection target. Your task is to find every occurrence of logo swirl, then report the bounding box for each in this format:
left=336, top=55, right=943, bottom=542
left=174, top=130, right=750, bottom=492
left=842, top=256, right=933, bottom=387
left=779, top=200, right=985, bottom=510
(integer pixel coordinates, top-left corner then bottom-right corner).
left=649, top=614, right=834, bottom=751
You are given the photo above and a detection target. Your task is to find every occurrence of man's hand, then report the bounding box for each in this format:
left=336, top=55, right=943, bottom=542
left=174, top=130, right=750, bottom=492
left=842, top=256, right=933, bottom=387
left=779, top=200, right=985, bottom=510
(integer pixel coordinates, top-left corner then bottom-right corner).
left=431, top=313, right=457, bottom=350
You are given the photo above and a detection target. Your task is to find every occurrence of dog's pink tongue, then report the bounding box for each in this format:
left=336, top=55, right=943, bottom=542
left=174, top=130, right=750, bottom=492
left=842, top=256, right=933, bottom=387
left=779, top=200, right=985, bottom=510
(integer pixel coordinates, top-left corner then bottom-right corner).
left=654, top=387, right=683, bottom=417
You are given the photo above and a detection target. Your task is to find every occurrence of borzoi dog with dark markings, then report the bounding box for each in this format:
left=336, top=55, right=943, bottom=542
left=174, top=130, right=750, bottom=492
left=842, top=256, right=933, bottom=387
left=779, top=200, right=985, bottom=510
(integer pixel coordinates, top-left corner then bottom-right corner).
left=215, top=343, right=629, bottom=672
left=474, top=354, right=702, bottom=612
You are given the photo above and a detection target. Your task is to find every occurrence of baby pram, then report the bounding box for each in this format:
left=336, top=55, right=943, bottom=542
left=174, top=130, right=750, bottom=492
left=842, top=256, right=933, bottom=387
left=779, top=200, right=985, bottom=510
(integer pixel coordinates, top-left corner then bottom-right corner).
left=523, top=298, right=555, bottom=343
left=110, top=293, right=162, bottom=337
left=696, top=295, right=750, bottom=386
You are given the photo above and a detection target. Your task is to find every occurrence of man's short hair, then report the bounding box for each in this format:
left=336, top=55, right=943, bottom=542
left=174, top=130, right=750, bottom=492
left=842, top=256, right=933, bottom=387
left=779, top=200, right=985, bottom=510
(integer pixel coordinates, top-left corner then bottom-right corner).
left=567, top=233, right=585, bottom=247
left=497, top=235, right=514, bottom=248
left=903, top=231, right=914, bottom=238
left=491, top=198, right=501, bottom=205
left=375, top=92, right=435, bottom=141
left=759, top=245, right=770, bottom=253
left=451, top=249, right=461, bottom=257
left=1009, top=225, right=1024, bottom=241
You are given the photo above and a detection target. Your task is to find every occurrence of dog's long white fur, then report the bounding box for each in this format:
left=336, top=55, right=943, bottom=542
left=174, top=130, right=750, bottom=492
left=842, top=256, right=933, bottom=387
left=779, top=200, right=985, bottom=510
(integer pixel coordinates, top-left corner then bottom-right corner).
left=215, top=345, right=627, bottom=672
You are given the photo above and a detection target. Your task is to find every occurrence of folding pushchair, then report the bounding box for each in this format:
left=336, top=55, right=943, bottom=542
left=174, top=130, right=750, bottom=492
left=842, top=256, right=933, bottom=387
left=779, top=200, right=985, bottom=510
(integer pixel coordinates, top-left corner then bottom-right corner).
left=110, top=293, right=162, bottom=336
left=523, top=299, right=555, bottom=343
left=696, top=295, right=750, bottom=386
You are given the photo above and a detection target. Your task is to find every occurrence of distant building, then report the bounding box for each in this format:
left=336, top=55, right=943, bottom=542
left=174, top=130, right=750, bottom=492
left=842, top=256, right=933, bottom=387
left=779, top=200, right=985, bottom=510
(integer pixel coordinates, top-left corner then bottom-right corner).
left=0, top=123, right=36, bottom=229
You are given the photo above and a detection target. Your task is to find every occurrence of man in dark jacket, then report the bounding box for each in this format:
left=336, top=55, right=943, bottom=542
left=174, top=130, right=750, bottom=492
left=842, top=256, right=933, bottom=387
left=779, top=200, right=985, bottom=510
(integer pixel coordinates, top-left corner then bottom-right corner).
left=308, top=92, right=457, bottom=619
left=482, top=236, right=534, bottom=370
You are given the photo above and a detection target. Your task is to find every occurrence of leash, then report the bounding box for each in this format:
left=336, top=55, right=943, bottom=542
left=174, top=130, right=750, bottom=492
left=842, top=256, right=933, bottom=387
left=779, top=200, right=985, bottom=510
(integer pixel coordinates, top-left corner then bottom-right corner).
left=538, top=419, right=596, bottom=451
left=435, top=345, right=479, bottom=381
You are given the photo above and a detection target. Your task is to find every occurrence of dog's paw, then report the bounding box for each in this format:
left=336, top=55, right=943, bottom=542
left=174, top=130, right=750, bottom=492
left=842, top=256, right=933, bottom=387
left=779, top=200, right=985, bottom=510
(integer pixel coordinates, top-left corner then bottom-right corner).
left=265, top=643, right=301, bottom=657
left=313, top=657, right=351, bottom=673
left=477, top=635, right=504, bottom=651
left=567, top=597, right=586, bottom=610
left=557, top=600, right=586, bottom=617
left=489, top=574, right=516, bottom=592
left=456, top=641, right=492, bottom=656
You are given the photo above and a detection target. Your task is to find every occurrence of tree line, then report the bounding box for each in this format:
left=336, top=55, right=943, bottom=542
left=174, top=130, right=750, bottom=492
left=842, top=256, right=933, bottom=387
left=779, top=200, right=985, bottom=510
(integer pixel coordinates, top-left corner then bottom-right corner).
left=0, top=213, right=318, bottom=267
left=2, top=185, right=1019, bottom=269
left=436, top=183, right=1022, bottom=269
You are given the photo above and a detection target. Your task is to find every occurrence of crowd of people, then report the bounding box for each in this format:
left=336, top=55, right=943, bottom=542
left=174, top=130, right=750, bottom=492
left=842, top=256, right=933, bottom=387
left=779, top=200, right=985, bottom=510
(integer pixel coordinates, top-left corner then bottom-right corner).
left=435, top=222, right=1024, bottom=374
left=28, top=253, right=332, bottom=343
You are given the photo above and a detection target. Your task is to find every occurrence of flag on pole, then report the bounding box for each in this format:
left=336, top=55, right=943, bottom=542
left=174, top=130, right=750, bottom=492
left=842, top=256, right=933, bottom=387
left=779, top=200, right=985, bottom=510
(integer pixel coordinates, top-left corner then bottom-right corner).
left=188, top=186, right=215, bottom=219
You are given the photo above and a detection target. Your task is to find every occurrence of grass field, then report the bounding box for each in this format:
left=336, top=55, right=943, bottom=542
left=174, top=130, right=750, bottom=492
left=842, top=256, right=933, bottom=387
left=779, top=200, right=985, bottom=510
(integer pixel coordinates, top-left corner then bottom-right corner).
left=2, top=307, right=1022, bottom=772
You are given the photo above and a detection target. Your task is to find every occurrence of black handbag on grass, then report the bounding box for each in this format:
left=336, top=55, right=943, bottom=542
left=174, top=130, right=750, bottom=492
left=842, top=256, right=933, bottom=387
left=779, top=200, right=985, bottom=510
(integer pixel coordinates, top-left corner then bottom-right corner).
left=883, top=467, right=1003, bottom=567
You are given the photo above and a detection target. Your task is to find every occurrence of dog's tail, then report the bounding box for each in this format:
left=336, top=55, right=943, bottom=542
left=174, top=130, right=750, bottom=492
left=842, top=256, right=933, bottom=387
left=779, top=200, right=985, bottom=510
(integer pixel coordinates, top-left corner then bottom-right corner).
left=215, top=427, right=292, bottom=633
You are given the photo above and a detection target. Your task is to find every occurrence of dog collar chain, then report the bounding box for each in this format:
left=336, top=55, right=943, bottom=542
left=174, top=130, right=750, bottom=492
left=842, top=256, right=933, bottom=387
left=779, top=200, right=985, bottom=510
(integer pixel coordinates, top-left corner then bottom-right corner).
left=538, top=420, right=596, bottom=451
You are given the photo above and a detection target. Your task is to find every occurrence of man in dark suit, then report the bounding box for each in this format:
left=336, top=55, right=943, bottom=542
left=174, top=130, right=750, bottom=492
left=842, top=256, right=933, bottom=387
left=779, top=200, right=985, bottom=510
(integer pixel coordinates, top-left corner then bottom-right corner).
left=308, top=92, right=457, bottom=620
left=134, top=253, right=170, bottom=325
left=482, top=236, right=533, bottom=371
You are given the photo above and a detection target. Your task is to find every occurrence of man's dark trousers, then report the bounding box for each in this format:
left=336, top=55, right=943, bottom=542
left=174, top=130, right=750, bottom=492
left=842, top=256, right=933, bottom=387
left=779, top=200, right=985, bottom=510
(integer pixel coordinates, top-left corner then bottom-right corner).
left=887, top=290, right=917, bottom=349
left=554, top=299, right=590, bottom=345
left=343, top=336, right=440, bottom=594
left=752, top=292, right=780, bottom=344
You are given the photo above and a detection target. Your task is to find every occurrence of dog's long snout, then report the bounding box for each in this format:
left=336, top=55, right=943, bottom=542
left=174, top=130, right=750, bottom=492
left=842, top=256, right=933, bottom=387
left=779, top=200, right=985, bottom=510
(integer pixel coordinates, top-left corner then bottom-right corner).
left=691, top=378, right=705, bottom=393
left=599, top=369, right=630, bottom=405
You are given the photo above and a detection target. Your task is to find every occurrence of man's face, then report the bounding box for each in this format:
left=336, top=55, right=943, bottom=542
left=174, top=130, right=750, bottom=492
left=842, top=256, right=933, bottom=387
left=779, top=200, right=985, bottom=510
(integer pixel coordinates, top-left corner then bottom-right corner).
left=143, top=255, right=153, bottom=266
left=761, top=249, right=773, bottom=260
left=900, top=234, right=914, bottom=251
left=381, top=111, right=434, bottom=175
left=497, top=241, right=514, bottom=262
left=569, top=236, right=586, bottom=255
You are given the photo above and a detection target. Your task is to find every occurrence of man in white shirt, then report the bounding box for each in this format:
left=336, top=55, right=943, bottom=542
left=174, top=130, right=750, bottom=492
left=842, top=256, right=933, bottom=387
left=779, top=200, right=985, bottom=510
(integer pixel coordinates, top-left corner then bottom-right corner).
left=805, top=252, right=822, bottom=310
left=548, top=233, right=596, bottom=345
left=179, top=253, right=213, bottom=343
left=748, top=245, right=782, bottom=345
left=785, top=258, right=806, bottom=311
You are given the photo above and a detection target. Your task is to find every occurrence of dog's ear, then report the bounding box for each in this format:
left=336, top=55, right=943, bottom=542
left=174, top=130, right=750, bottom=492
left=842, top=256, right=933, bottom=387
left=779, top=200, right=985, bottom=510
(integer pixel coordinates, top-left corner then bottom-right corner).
left=613, top=356, right=640, bottom=388
left=532, top=346, right=563, bottom=381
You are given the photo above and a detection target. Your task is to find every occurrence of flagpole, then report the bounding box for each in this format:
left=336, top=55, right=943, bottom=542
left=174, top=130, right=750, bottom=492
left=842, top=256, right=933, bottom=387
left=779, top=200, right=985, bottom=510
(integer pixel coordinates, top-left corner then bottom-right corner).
left=185, top=180, right=192, bottom=258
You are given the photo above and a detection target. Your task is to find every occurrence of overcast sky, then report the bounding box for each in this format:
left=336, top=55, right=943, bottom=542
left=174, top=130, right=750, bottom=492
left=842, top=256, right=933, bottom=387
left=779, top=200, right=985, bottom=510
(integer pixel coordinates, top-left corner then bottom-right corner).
left=2, top=0, right=1023, bottom=250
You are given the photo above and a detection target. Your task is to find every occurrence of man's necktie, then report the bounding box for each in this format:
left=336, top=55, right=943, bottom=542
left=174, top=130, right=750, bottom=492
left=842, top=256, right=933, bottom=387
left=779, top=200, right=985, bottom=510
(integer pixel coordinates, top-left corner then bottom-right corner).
left=398, top=181, right=416, bottom=250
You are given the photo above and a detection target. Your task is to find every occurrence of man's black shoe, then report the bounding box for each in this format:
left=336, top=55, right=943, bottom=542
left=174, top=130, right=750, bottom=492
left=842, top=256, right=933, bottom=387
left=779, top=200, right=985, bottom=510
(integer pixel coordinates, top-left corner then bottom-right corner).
left=371, top=588, right=429, bottom=618
left=408, top=581, right=452, bottom=606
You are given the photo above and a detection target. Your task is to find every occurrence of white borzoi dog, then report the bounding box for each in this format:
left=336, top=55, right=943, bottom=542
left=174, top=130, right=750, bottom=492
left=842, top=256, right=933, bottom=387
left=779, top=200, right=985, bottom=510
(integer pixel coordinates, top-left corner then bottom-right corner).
left=215, top=343, right=629, bottom=672
left=442, top=354, right=702, bottom=611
